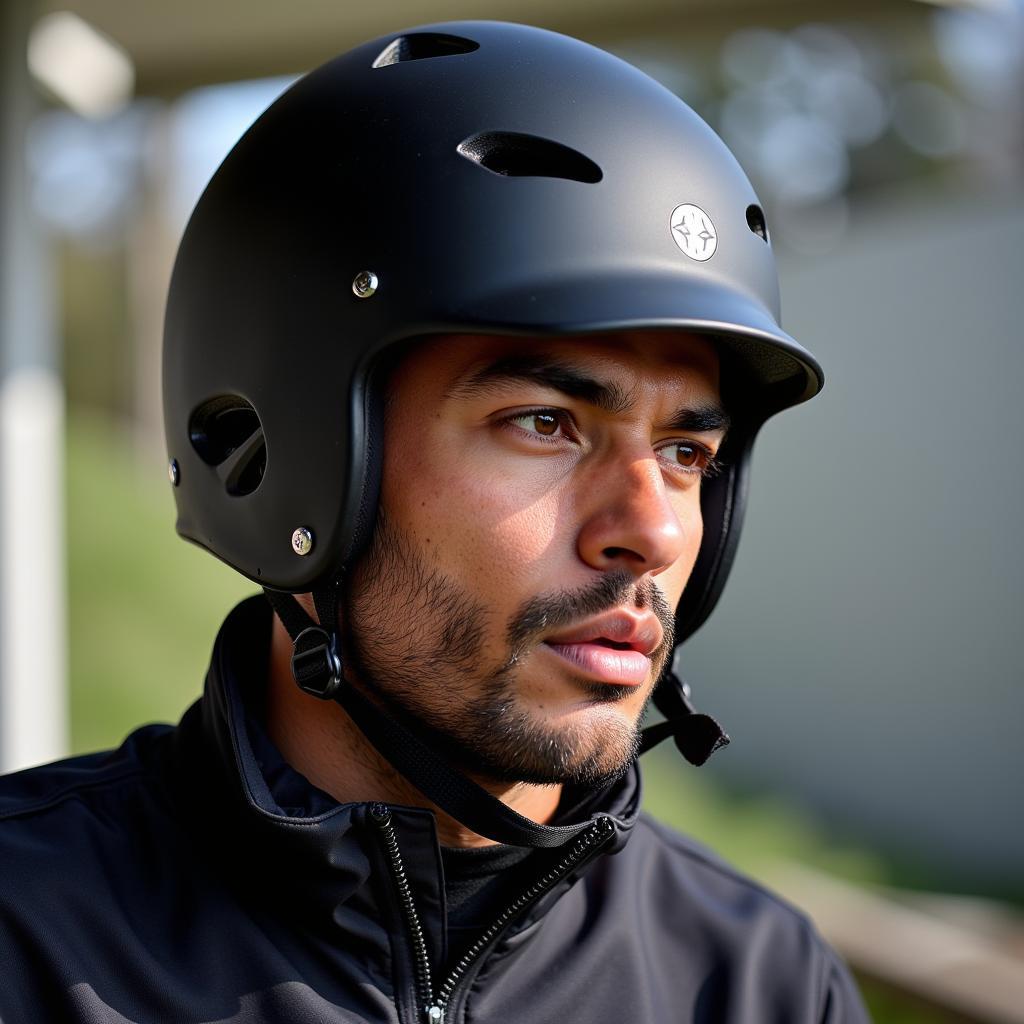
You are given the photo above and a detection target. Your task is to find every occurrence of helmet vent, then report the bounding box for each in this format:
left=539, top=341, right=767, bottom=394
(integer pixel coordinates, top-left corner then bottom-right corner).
left=746, top=204, right=769, bottom=243
left=189, top=396, right=266, bottom=497
left=372, top=33, right=479, bottom=68
left=457, top=131, right=603, bottom=184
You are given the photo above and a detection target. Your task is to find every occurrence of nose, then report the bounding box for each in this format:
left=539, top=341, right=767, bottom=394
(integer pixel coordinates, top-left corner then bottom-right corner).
left=576, top=453, right=693, bottom=578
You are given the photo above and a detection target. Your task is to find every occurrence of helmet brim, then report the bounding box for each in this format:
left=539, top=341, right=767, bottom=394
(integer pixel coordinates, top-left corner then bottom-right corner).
left=418, top=267, right=822, bottom=416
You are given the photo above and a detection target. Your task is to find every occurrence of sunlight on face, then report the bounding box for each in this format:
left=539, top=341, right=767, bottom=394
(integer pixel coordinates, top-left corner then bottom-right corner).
left=345, top=331, right=725, bottom=786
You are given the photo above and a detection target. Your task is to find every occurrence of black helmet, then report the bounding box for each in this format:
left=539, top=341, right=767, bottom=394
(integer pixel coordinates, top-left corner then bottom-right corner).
left=163, top=21, right=822, bottom=844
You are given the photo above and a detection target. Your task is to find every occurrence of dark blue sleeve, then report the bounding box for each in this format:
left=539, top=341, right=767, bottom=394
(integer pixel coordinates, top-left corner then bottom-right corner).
left=821, top=952, right=872, bottom=1023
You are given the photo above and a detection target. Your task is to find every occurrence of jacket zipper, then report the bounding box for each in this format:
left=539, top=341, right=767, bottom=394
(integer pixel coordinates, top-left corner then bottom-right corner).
left=370, top=804, right=615, bottom=1024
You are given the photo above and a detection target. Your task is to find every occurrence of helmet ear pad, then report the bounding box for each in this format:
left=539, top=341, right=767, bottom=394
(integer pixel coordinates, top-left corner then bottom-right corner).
left=339, top=355, right=391, bottom=576
left=674, top=339, right=766, bottom=643
left=674, top=425, right=757, bottom=643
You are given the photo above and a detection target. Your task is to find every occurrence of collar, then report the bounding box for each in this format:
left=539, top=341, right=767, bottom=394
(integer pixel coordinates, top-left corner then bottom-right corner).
left=172, top=597, right=642, bottom=937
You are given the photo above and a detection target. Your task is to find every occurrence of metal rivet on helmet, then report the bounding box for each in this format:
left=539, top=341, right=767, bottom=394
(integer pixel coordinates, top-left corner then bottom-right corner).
left=291, top=527, right=314, bottom=556
left=352, top=271, right=378, bottom=298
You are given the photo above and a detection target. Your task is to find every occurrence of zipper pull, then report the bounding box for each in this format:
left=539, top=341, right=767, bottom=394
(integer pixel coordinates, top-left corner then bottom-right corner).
left=425, top=1004, right=443, bottom=1023
left=369, top=802, right=391, bottom=826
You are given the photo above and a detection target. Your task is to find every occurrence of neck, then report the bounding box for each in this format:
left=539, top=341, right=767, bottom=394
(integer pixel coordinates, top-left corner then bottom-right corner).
left=265, top=611, right=561, bottom=847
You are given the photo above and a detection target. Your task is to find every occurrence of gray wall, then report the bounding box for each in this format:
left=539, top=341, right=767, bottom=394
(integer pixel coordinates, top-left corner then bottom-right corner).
left=683, top=184, right=1024, bottom=886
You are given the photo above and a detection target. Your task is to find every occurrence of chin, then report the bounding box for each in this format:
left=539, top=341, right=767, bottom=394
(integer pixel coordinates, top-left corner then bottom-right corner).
left=467, top=698, right=645, bottom=788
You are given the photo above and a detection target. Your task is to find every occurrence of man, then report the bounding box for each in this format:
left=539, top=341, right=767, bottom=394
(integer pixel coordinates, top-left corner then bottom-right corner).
left=0, top=21, right=869, bottom=1023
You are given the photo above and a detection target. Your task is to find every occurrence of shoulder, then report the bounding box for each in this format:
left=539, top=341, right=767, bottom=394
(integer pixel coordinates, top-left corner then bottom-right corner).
left=603, top=812, right=869, bottom=1021
left=625, top=811, right=813, bottom=918
left=0, top=725, right=200, bottom=1020
left=0, top=723, right=174, bottom=821
left=631, top=811, right=804, bottom=902
left=0, top=725, right=179, bottom=895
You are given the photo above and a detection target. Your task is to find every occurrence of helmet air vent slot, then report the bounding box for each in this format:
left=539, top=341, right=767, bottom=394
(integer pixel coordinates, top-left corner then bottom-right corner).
left=372, top=33, right=479, bottom=68
left=746, top=204, right=769, bottom=243
left=457, top=131, right=603, bottom=184
left=189, top=396, right=266, bottom=497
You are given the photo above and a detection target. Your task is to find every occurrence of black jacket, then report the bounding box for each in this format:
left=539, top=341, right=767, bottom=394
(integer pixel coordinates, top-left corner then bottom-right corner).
left=0, top=599, right=869, bottom=1023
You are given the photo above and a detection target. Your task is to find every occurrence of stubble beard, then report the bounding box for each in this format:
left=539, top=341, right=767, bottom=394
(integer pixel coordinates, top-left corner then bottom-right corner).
left=343, top=511, right=675, bottom=789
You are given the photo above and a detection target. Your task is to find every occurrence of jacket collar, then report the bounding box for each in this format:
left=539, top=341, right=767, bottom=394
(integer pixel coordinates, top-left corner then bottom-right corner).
left=173, top=596, right=642, bottom=937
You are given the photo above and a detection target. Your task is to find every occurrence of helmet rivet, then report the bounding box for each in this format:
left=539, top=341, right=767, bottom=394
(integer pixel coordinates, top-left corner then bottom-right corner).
left=168, top=459, right=180, bottom=486
left=291, top=527, right=314, bottom=556
left=352, top=270, right=378, bottom=298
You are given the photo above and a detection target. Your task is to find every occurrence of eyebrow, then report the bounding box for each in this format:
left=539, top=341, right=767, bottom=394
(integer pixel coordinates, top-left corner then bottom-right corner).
left=446, top=353, right=731, bottom=434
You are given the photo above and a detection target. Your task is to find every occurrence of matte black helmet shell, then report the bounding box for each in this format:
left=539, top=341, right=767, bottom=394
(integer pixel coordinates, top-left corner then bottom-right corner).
left=163, top=20, right=823, bottom=642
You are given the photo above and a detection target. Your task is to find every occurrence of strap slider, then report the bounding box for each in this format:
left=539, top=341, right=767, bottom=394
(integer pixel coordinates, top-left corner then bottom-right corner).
left=291, top=626, right=343, bottom=700
left=674, top=714, right=730, bottom=766
left=642, top=669, right=730, bottom=765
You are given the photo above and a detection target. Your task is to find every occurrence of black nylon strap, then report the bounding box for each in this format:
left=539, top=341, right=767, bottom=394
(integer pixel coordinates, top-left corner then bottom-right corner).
left=333, top=680, right=596, bottom=847
left=262, top=588, right=596, bottom=848
left=638, top=713, right=729, bottom=764
left=312, top=586, right=339, bottom=646
left=638, top=719, right=676, bottom=753
left=644, top=670, right=730, bottom=766
left=265, top=588, right=312, bottom=641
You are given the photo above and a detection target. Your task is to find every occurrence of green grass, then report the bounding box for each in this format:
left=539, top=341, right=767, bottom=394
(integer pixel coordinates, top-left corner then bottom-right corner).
left=66, top=410, right=950, bottom=1023
left=67, top=411, right=252, bottom=754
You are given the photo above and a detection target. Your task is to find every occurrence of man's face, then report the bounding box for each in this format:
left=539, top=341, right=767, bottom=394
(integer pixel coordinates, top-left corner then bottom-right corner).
left=345, top=331, right=727, bottom=789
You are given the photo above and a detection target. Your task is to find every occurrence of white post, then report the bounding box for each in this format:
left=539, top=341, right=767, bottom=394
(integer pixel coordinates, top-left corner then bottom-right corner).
left=0, top=0, right=68, bottom=772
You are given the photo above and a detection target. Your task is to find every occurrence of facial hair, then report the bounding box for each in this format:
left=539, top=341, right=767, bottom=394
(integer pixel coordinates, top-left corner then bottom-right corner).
left=343, top=511, right=675, bottom=789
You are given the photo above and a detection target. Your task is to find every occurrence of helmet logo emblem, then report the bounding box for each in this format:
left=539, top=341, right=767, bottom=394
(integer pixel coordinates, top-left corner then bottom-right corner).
left=670, top=204, right=718, bottom=262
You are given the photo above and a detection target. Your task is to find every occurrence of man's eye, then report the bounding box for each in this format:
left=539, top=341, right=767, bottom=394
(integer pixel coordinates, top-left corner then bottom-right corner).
left=658, top=441, right=719, bottom=476
left=507, top=411, right=567, bottom=438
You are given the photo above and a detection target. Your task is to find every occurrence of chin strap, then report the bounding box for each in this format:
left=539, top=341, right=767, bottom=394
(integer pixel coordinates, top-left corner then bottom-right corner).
left=640, top=671, right=730, bottom=765
left=263, top=586, right=729, bottom=846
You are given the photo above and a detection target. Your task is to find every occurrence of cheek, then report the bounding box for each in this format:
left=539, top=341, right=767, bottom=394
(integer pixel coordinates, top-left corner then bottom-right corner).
left=660, top=492, right=704, bottom=602
left=381, top=419, right=707, bottom=606
left=381, top=444, right=565, bottom=595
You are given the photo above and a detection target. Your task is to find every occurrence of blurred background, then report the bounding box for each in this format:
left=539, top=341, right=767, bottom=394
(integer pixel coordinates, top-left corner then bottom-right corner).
left=1, top=1, right=1022, bottom=1020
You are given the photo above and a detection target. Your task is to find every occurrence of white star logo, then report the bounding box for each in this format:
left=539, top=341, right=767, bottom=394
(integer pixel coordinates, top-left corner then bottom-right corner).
left=670, top=204, right=718, bottom=262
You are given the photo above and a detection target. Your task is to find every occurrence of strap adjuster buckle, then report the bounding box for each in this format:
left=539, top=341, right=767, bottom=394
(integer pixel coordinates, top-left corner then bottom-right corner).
left=290, top=626, right=343, bottom=700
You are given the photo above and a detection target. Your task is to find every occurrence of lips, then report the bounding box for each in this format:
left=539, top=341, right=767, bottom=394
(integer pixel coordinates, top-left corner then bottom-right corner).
left=541, top=610, right=663, bottom=687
